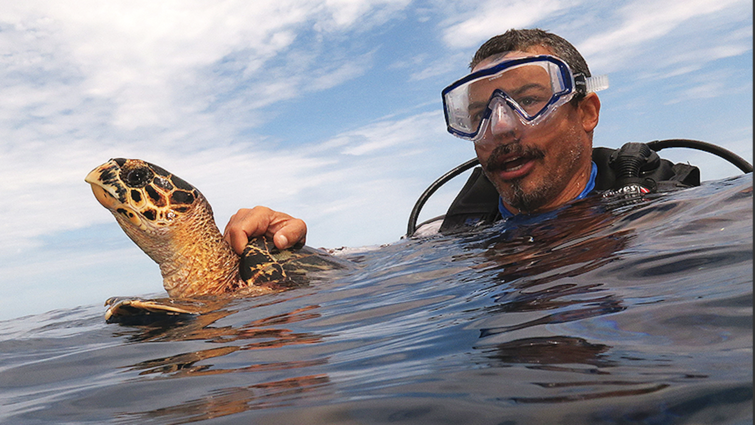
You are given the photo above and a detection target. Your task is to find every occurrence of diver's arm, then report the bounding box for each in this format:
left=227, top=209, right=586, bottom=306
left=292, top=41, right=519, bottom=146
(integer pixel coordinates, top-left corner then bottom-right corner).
left=223, top=206, right=307, bottom=254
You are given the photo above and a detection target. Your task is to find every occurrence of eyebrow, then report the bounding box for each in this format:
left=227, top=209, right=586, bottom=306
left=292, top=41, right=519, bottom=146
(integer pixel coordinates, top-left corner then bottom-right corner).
left=468, top=82, right=550, bottom=110
left=509, top=82, right=549, bottom=96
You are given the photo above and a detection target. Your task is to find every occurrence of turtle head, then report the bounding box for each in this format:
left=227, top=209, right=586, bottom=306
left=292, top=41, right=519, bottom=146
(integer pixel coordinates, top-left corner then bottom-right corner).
left=85, top=158, right=205, bottom=232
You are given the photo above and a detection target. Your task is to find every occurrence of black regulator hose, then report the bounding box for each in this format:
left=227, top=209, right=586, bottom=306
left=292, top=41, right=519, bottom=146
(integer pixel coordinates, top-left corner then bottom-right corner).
left=406, top=157, right=479, bottom=237
left=647, top=139, right=753, bottom=173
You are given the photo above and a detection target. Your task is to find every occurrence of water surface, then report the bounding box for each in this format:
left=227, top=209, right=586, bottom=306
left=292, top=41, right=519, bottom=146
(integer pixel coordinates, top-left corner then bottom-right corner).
left=1, top=175, right=752, bottom=424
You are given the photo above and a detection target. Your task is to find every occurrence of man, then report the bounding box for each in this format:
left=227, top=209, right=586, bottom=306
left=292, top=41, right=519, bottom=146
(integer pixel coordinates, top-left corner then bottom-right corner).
left=223, top=29, right=698, bottom=252
left=439, top=29, right=602, bottom=228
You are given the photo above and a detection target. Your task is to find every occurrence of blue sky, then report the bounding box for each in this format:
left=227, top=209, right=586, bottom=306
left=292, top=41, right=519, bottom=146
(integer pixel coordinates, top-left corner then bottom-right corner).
left=0, top=0, right=751, bottom=321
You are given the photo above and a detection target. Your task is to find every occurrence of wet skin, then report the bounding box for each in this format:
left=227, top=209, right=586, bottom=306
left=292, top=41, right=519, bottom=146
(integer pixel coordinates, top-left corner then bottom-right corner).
left=471, top=46, right=600, bottom=215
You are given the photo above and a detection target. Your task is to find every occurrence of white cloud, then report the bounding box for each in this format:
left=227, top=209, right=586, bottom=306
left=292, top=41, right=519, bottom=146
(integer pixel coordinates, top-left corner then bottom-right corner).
left=441, top=0, right=578, bottom=49
left=0, top=0, right=408, bottom=135
left=201, top=110, right=464, bottom=248
left=406, top=52, right=469, bottom=80
left=661, top=67, right=752, bottom=104
left=338, top=112, right=440, bottom=155
left=310, top=58, right=373, bottom=90
left=579, top=0, right=751, bottom=72
left=9, top=2, right=311, bottom=128
left=318, top=0, right=411, bottom=31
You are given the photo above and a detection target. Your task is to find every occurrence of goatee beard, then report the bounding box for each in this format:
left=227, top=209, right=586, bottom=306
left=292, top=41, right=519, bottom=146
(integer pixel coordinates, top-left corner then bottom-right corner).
left=482, top=142, right=551, bottom=214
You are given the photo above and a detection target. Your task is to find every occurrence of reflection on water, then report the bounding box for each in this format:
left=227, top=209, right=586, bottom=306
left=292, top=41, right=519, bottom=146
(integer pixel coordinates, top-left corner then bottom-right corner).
left=0, top=175, right=751, bottom=424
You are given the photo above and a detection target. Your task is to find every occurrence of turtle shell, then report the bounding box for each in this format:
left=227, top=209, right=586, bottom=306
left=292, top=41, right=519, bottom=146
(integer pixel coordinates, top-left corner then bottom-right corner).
left=240, top=236, right=346, bottom=289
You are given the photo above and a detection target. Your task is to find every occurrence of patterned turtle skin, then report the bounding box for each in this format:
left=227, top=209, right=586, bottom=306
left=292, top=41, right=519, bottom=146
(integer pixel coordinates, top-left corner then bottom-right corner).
left=85, top=158, right=343, bottom=302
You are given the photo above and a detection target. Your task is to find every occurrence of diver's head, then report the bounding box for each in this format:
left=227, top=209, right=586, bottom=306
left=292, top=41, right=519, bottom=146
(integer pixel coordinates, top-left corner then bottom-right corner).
left=442, top=29, right=606, bottom=214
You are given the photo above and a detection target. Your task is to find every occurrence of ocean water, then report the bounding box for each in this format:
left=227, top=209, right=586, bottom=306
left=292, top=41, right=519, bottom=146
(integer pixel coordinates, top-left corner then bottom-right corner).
left=1, top=174, right=751, bottom=424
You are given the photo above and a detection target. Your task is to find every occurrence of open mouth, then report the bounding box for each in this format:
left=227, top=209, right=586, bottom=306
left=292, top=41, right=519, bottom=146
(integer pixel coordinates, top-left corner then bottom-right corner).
left=500, top=155, right=529, bottom=172
left=488, top=153, right=538, bottom=179
left=485, top=143, right=545, bottom=180
left=497, top=157, right=535, bottom=180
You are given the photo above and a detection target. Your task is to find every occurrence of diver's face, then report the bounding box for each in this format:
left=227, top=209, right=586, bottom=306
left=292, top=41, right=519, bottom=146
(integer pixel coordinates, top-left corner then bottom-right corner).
left=473, top=47, right=594, bottom=214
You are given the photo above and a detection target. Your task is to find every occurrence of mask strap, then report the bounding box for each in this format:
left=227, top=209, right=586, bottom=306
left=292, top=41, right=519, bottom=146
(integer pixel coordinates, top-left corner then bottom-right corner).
left=575, top=73, right=610, bottom=94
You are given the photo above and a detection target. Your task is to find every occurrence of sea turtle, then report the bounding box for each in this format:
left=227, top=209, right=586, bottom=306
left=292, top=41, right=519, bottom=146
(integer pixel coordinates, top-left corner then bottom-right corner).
left=85, top=158, right=346, bottom=324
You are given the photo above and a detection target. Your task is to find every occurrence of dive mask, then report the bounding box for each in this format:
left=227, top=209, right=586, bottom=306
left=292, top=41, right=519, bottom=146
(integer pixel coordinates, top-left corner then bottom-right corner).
left=442, top=55, right=608, bottom=142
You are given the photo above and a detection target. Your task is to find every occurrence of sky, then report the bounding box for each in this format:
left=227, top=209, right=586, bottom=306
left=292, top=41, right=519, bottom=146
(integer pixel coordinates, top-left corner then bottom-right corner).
left=0, top=0, right=751, bottom=321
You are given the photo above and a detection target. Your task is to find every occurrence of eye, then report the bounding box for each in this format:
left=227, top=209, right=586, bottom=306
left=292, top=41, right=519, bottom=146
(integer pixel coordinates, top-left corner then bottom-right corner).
left=514, top=96, right=548, bottom=114
left=121, top=167, right=153, bottom=188
left=469, top=107, right=486, bottom=126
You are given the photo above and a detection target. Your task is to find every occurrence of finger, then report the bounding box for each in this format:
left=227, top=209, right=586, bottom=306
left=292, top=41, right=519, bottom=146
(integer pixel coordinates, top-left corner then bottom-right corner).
left=223, top=212, right=240, bottom=253
left=228, top=207, right=273, bottom=237
left=223, top=207, right=273, bottom=254
left=223, top=212, right=238, bottom=239
left=229, top=229, right=250, bottom=255
left=272, top=219, right=307, bottom=249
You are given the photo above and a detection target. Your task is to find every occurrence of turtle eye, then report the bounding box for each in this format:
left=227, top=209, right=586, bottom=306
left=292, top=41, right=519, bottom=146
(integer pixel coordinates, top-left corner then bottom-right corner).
left=121, top=166, right=153, bottom=188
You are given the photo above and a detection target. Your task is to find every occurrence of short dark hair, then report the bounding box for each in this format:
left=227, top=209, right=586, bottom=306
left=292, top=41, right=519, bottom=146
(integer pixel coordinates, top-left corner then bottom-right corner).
left=470, top=29, right=591, bottom=78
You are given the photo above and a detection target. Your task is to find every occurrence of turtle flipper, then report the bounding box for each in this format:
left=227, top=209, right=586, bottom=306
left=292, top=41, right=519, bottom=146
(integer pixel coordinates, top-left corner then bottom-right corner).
left=240, top=236, right=287, bottom=286
left=104, top=297, right=201, bottom=325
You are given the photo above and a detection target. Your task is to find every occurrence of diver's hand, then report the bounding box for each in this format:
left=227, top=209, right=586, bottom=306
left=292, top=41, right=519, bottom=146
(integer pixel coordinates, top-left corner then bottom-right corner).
left=223, top=206, right=307, bottom=254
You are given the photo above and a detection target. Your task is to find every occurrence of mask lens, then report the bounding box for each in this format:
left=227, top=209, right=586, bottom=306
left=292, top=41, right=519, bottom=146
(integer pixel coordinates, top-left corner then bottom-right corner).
left=442, top=56, right=574, bottom=140
left=469, top=62, right=556, bottom=119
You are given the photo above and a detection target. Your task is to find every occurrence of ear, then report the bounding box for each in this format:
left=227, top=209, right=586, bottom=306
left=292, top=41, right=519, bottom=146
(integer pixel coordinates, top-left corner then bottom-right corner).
left=579, top=93, right=601, bottom=133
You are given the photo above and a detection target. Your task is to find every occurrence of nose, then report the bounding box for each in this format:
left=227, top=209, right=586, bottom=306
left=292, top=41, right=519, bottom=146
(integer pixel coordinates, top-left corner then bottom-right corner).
left=489, top=101, right=519, bottom=137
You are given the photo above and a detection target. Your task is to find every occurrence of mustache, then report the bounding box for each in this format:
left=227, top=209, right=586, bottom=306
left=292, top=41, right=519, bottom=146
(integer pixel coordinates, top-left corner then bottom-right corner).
left=484, top=142, right=545, bottom=173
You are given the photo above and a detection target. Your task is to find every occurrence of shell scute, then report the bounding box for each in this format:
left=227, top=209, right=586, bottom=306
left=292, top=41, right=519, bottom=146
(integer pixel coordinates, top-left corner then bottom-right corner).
left=240, top=237, right=287, bottom=285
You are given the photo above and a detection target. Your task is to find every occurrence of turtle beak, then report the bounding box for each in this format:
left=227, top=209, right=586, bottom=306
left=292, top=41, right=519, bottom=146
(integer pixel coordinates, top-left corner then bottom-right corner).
left=84, top=168, right=103, bottom=187
left=86, top=160, right=147, bottom=230
left=85, top=160, right=124, bottom=209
